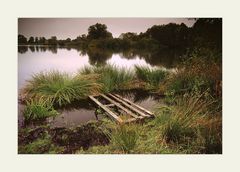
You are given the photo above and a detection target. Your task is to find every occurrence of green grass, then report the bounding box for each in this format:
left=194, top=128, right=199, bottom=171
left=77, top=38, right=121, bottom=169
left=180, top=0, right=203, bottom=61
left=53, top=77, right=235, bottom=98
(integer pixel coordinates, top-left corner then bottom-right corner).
left=75, top=91, right=221, bottom=154
left=107, top=123, right=139, bottom=153
left=22, top=71, right=102, bottom=106
left=18, top=133, right=64, bottom=154
left=77, top=65, right=134, bottom=93
left=78, top=66, right=93, bottom=75
left=23, top=98, right=58, bottom=121
left=135, top=65, right=168, bottom=88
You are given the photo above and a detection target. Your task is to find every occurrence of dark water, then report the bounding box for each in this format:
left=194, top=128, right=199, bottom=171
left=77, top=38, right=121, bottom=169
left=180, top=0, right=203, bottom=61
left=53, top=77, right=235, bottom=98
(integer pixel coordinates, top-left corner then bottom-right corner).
left=18, top=91, right=162, bottom=128
left=18, top=46, right=180, bottom=128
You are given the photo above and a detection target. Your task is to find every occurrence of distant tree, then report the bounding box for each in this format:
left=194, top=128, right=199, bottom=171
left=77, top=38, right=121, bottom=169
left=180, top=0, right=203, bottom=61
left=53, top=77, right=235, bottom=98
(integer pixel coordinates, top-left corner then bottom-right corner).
left=18, top=34, right=28, bottom=45
left=28, top=36, right=35, bottom=44
left=35, top=37, right=39, bottom=44
left=119, top=32, right=138, bottom=41
left=191, top=18, right=222, bottom=50
left=75, top=34, right=87, bottom=42
left=48, top=36, right=58, bottom=45
left=39, top=37, right=46, bottom=45
left=87, top=23, right=113, bottom=40
left=145, top=23, right=190, bottom=47
left=66, top=38, right=71, bottom=42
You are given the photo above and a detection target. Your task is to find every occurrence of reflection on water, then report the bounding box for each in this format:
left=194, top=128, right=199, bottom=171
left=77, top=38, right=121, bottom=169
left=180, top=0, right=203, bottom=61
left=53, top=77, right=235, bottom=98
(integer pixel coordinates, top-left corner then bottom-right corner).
left=18, top=46, right=183, bottom=89
left=18, top=91, right=162, bottom=128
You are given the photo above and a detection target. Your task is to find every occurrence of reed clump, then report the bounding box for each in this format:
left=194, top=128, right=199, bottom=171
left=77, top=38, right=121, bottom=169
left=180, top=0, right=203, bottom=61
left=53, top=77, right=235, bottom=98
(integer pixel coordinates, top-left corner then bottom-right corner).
left=22, top=71, right=102, bottom=106
left=135, top=65, right=168, bottom=88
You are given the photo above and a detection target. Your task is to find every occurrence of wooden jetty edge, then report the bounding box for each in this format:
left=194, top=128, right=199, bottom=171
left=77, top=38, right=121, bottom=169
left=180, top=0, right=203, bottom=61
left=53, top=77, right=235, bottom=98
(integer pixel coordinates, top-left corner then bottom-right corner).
left=89, top=94, right=154, bottom=123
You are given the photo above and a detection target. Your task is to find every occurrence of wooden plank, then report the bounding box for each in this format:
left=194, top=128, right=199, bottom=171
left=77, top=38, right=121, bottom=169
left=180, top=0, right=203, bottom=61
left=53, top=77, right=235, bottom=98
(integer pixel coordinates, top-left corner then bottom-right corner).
left=89, top=96, right=123, bottom=123
left=105, top=104, right=115, bottom=107
left=108, top=93, right=150, bottom=118
left=100, top=94, right=143, bottom=119
left=114, top=94, right=155, bottom=116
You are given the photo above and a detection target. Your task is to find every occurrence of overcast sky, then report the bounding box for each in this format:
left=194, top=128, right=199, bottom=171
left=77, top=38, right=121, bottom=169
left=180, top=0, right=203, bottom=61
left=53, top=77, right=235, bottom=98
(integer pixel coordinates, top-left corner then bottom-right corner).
left=18, top=18, right=196, bottom=39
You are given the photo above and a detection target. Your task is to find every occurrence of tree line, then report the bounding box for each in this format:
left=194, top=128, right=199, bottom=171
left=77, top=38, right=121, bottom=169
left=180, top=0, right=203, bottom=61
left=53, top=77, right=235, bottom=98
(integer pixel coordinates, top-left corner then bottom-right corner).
left=18, top=18, right=222, bottom=51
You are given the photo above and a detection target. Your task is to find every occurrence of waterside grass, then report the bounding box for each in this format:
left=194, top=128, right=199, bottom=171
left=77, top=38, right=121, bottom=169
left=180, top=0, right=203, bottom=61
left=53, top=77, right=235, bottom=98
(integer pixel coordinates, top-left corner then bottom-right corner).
left=135, top=65, right=168, bottom=88
left=22, top=71, right=102, bottom=106
left=23, top=98, right=58, bottom=121
left=79, top=65, right=134, bottom=93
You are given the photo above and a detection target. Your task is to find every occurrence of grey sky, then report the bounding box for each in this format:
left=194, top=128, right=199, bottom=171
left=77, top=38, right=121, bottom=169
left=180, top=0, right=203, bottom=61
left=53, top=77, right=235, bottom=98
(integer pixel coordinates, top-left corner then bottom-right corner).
left=18, top=18, right=195, bottom=39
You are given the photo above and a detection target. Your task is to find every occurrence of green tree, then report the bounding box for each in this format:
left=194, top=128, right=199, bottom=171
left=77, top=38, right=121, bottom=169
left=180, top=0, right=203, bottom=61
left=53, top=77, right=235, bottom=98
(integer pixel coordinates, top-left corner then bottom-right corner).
left=39, top=37, right=46, bottom=45
left=35, top=37, right=39, bottom=44
left=191, top=18, right=222, bottom=50
left=87, top=23, right=113, bottom=40
left=145, top=23, right=190, bottom=47
left=28, top=36, right=35, bottom=44
left=119, top=32, right=138, bottom=41
left=18, top=34, right=28, bottom=45
left=48, top=36, right=58, bottom=46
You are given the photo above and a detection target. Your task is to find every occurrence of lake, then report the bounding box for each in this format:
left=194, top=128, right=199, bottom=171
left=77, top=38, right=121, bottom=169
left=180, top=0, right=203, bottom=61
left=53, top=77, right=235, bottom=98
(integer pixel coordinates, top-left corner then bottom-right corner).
left=18, top=45, right=182, bottom=89
left=18, top=45, right=182, bottom=128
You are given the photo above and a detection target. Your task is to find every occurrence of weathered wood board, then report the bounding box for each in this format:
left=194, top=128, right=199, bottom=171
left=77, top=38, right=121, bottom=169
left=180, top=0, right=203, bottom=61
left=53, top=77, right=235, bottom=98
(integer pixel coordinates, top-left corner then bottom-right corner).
left=89, top=93, right=154, bottom=123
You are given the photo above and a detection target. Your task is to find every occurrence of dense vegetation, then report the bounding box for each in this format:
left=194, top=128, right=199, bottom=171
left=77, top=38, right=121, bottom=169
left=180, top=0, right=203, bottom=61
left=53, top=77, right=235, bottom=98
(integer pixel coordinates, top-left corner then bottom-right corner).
left=18, top=19, right=221, bottom=51
left=18, top=18, right=222, bottom=154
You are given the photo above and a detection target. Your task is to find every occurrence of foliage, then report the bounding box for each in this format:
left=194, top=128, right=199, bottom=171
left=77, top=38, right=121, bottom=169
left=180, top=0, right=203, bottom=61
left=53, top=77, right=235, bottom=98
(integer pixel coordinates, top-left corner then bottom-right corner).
left=22, top=71, right=102, bottom=106
left=18, top=34, right=28, bottom=45
left=87, top=23, right=113, bottom=40
left=135, top=66, right=168, bottom=88
left=23, top=98, right=58, bottom=121
left=97, top=66, right=134, bottom=92
left=164, top=48, right=222, bottom=98
left=18, top=18, right=222, bottom=51
left=18, top=133, right=64, bottom=154
left=78, top=65, right=134, bottom=93
left=107, top=124, right=139, bottom=153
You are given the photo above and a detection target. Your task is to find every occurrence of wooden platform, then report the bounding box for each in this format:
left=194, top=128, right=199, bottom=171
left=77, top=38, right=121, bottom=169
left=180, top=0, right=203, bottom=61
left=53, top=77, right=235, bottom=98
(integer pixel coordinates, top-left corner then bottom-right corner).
left=89, top=93, right=154, bottom=123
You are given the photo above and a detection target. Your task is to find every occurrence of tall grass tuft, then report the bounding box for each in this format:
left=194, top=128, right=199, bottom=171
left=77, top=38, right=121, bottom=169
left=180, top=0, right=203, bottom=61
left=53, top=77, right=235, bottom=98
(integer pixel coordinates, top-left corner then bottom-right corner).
left=23, top=71, right=102, bottom=106
left=135, top=66, right=168, bottom=88
left=156, top=92, right=218, bottom=145
left=78, top=66, right=93, bottom=75
left=23, top=98, right=58, bottom=121
left=108, top=124, right=139, bottom=153
left=93, top=65, right=134, bottom=93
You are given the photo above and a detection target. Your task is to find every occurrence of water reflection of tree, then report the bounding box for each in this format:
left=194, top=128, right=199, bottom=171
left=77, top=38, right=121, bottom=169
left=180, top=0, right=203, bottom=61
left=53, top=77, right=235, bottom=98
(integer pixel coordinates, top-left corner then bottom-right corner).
left=142, top=48, right=185, bottom=68
left=39, top=46, right=47, bottom=52
left=86, top=47, right=113, bottom=65
left=18, top=45, right=184, bottom=68
left=47, top=46, right=58, bottom=54
left=119, top=48, right=185, bottom=68
left=36, top=46, right=39, bottom=52
left=29, top=46, right=35, bottom=52
left=18, top=46, right=28, bottom=54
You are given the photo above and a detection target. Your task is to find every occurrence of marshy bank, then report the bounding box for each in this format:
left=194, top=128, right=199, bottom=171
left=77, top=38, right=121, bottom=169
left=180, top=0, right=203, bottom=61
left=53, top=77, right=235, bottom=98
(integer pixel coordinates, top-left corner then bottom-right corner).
left=18, top=18, right=222, bottom=154
left=18, top=57, right=222, bottom=154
